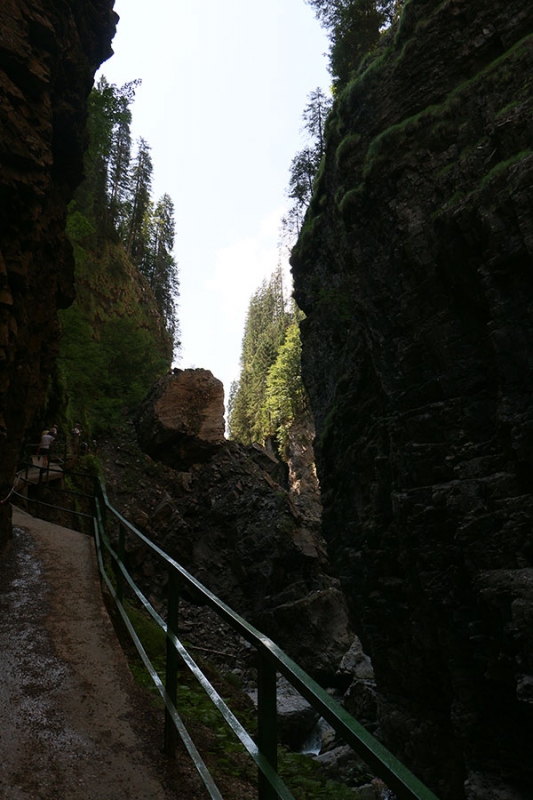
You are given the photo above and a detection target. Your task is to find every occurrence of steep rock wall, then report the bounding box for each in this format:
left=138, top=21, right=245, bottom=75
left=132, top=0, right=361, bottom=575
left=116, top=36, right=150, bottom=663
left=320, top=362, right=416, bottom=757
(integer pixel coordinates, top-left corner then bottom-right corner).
left=291, top=1, right=533, bottom=797
left=0, top=0, right=116, bottom=547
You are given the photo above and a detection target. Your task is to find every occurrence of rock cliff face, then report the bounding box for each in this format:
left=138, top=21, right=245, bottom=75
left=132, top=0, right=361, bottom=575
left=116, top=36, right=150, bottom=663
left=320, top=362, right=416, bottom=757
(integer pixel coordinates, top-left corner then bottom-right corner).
left=100, top=408, right=352, bottom=683
left=0, top=0, right=116, bottom=549
left=291, top=1, right=533, bottom=797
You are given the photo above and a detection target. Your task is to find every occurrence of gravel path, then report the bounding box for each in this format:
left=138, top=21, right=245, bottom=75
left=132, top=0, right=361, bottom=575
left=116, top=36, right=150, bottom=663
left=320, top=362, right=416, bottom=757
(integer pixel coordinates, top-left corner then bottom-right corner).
left=0, top=507, right=206, bottom=800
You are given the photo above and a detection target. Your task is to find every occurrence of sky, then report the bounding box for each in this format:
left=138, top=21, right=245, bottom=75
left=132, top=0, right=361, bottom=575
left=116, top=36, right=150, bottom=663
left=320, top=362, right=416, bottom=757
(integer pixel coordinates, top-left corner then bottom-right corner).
left=97, top=0, right=330, bottom=411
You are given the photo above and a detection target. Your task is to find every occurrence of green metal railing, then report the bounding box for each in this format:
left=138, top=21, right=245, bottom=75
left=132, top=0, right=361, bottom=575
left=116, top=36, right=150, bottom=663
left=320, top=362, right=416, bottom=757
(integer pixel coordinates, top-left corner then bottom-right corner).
left=93, top=476, right=440, bottom=800
left=12, top=454, right=96, bottom=533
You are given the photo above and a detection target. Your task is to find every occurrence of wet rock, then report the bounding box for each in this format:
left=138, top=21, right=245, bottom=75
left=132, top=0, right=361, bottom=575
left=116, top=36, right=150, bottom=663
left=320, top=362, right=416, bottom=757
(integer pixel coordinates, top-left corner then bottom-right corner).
left=313, top=744, right=373, bottom=787
left=464, top=772, right=531, bottom=800
left=249, top=677, right=319, bottom=751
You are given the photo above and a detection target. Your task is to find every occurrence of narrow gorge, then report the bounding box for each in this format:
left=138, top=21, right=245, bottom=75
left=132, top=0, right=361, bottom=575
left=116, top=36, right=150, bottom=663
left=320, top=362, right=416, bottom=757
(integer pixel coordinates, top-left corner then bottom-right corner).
left=1, top=1, right=533, bottom=799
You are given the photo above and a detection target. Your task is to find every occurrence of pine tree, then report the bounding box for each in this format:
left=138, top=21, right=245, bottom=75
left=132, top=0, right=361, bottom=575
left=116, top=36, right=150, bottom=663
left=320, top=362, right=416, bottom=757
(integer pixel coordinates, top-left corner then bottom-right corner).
left=126, top=137, right=153, bottom=265
left=306, top=0, right=399, bottom=88
left=265, top=319, right=307, bottom=455
left=280, top=88, right=332, bottom=249
left=302, top=87, right=331, bottom=158
left=82, top=77, right=139, bottom=236
left=141, top=194, right=180, bottom=348
left=229, top=267, right=290, bottom=445
left=108, top=115, right=132, bottom=231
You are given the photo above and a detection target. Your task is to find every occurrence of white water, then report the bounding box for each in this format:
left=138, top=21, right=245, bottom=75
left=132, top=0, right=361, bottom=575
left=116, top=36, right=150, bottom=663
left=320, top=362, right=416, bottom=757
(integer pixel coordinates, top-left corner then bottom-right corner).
left=300, top=717, right=332, bottom=755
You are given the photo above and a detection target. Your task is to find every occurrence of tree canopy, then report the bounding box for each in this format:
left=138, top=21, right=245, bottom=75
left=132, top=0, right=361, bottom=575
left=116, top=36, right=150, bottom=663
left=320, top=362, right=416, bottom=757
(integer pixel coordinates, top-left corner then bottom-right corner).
left=280, top=86, right=332, bottom=248
left=306, top=0, right=401, bottom=89
left=57, top=76, right=179, bottom=433
left=228, top=269, right=307, bottom=455
left=79, top=77, right=180, bottom=352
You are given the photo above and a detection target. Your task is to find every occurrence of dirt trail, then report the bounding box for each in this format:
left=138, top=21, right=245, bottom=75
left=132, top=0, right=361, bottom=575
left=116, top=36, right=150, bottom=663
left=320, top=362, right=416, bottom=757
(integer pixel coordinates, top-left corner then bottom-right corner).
left=0, top=507, right=205, bottom=800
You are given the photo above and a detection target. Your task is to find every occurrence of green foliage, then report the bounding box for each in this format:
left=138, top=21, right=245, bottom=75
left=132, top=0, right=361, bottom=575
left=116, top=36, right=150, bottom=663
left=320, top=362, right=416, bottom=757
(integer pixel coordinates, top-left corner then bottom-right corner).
left=228, top=269, right=292, bottom=445
left=81, top=76, right=139, bottom=237
left=281, top=88, right=332, bottom=249
left=58, top=298, right=168, bottom=434
left=58, top=73, right=181, bottom=433
left=335, top=132, right=362, bottom=169
left=229, top=274, right=310, bottom=458
left=306, top=0, right=399, bottom=89
left=337, top=184, right=365, bottom=216
left=122, top=600, right=361, bottom=799
left=478, top=149, right=532, bottom=188
left=265, top=323, right=307, bottom=455
left=279, top=750, right=361, bottom=799
left=139, top=193, right=181, bottom=345
left=125, top=137, right=153, bottom=264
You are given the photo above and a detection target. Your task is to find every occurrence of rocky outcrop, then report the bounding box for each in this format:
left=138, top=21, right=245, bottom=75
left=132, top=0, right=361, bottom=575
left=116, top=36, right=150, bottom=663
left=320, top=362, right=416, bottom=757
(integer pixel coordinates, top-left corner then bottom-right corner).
left=135, top=370, right=226, bottom=470
left=0, top=0, right=116, bottom=548
left=100, top=425, right=353, bottom=684
left=291, top=1, right=533, bottom=797
left=286, top=409, right=322, bottom=523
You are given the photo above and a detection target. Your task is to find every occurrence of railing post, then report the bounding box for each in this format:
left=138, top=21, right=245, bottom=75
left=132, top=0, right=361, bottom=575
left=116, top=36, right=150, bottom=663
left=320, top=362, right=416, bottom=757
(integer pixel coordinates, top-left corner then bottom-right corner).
left=165, top=566, right=180, bottom=757
left=257, top=651, right=278, bottom=800
left=117, top=522, right=125, bottom=604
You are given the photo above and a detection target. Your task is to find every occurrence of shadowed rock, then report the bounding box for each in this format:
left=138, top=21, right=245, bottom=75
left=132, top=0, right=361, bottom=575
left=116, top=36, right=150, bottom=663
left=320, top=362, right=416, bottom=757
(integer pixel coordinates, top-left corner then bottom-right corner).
left=292, top=1, right=533, bottom=796
left=0, top=0, right=117, bottom=549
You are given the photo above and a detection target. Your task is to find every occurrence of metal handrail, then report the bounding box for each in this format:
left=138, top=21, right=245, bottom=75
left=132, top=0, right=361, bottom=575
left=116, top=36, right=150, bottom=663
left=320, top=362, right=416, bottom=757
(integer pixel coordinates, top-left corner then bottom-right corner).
left=93, top=476, right=440, bottom=800
left=12, top=459, right=97, bottom=528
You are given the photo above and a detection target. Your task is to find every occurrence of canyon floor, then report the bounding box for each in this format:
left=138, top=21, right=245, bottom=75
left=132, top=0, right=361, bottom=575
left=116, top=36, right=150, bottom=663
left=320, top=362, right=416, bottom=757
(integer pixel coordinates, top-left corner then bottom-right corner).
left=0, top=507, right=210, bottom=800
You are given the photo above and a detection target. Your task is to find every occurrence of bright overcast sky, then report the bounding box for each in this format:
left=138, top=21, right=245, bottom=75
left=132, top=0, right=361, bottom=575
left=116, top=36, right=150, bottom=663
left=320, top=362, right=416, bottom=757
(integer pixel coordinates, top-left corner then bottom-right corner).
left=97, top=0, right=330, bottom=412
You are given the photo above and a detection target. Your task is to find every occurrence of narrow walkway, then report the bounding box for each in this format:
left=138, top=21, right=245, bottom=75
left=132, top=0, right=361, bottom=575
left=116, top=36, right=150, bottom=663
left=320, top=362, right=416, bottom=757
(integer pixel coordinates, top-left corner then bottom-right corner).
left=0, top=508, right=203, bottom=800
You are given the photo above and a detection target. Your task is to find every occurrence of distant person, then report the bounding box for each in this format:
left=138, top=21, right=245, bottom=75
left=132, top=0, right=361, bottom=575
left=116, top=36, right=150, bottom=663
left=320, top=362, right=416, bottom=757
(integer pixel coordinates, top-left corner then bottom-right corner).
left=37, top=430, right=54, bottom=467
left=71, top=424, right=82, bottom=454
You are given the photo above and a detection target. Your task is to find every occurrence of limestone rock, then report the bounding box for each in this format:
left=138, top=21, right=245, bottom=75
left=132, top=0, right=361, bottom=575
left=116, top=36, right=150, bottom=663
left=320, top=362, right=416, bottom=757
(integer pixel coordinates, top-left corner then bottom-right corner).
left=99, top=429, right=352, bottom=684
left=135, top=369, right=226, bottom=469
left=0, top=0, right=116, bottom=549
left=286, top=410, right=322, bottom=522
left=291, top=0, right=533, bottom=795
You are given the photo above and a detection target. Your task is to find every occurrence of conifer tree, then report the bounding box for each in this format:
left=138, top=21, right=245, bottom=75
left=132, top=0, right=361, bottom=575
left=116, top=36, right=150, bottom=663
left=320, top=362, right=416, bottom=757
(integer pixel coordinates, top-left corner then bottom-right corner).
left=126, top=137, right=153, bottom=265
left=306, top=0, right=399, bottom=88
left=265, top=318, right=307, bottom=455
left=82, top=77, right=139, bottom=235
left=302, top=87, right=331, bottom=158
left=141, top=193, right=180, bottom=347
left=229, top=267, right=290, bottom=444
left=280, top=88, right=332, bottom=247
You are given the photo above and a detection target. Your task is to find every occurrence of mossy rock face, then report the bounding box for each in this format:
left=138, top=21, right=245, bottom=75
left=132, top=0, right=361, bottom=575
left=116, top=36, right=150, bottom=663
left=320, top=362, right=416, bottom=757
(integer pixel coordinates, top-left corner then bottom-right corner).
left=292, top=0, right=533, bottom=796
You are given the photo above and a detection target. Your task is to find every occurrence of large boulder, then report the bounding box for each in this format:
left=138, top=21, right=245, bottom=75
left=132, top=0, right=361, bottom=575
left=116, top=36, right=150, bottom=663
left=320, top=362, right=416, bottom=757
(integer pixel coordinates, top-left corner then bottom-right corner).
left=135, top=369, right=226, bottom=470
